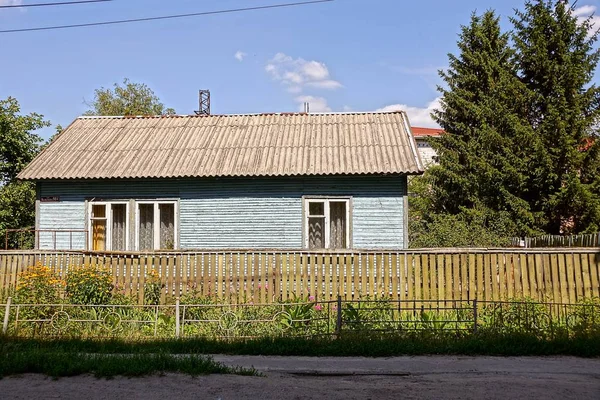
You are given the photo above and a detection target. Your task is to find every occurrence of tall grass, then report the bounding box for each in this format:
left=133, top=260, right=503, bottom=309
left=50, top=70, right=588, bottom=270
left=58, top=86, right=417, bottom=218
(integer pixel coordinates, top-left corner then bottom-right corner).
left=2, top=331, right=599, bottom=358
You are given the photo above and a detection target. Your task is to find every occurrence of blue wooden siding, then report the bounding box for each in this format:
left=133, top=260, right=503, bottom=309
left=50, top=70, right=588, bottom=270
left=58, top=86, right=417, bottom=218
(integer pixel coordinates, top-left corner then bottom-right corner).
left=38, top=175, right=407, bottom=250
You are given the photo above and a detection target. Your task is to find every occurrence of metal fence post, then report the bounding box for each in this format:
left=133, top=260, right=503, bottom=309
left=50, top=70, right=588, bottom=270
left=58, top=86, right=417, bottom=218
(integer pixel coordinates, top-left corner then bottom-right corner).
left=3, top=297, right=12, bottom=335
left=175, top=298, right=180, bottom=338
left=336, top=295, right=342, bottom=337
left=473, top=298, right=478, bottom=334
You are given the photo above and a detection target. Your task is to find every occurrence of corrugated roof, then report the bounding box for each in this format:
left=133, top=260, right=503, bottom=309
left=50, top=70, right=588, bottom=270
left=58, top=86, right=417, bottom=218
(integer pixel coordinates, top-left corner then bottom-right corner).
left=18, top=112, right=424, bottom=180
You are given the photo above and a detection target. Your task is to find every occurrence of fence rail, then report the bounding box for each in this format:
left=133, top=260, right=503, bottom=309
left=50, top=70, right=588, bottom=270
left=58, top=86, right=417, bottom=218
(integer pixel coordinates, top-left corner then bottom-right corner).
left=1, top=249, right=599, bottom=304
left=4, top=229, right=88, bottom=251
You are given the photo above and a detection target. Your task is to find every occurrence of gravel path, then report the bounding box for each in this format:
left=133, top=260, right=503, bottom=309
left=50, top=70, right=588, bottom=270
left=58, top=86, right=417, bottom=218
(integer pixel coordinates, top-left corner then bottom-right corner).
left=1, top=356, right=599, bottom=399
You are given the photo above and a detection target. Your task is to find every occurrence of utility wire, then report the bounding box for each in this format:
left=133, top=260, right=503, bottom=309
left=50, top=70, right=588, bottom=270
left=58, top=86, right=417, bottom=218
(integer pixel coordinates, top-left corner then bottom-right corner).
left=0, top=0, right=111, bottom=8
left=0, top=0, right=334, bottom=33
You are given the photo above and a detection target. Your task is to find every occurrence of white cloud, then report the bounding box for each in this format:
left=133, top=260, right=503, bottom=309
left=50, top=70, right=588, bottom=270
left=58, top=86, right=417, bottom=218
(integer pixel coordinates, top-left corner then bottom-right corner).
left=376, top=97, right=441, bottom=128
left=0, top=1, right=26, bottom=13
left=307, top=80, right=344, bottom=90
left=574, top=5, right=596, bottom=17
left=302, top=61, right=329, bottom=80
left=572, top=4, right=600, bottom=37
left=265, top=52, right=342, bottom=93
left=295, top=95, right=331, bottom=112
left=234, top=51, right=247, bottom=62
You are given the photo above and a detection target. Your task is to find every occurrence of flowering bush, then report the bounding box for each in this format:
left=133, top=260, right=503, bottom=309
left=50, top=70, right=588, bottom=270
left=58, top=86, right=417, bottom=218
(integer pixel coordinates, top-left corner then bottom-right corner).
left=15, top=263, right=64, bottom=304
left=144, top=269, right=163, bottom=305
left=65, top=265, right=113, bottom=305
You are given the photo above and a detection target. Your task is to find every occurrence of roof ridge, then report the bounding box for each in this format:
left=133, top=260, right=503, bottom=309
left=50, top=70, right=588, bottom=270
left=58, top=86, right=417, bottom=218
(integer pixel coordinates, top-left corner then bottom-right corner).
left=77, top=111, right=407, bottom=119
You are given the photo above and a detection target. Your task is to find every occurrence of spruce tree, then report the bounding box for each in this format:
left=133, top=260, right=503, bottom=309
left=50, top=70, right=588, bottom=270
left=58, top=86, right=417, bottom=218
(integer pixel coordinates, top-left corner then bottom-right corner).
left=412, top=11, right=539, bottom=244
left=512, top=0, right=600, bottom=234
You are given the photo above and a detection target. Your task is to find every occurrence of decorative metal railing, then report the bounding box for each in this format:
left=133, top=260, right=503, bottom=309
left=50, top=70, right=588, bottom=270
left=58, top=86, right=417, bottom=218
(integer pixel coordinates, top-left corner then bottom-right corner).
left=2, top=298, right=598, bottom=339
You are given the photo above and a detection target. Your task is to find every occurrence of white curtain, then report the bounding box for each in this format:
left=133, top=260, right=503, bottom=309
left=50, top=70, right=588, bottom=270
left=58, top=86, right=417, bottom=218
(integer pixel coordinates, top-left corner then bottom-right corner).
left=138, top=204, right=154, bottom=250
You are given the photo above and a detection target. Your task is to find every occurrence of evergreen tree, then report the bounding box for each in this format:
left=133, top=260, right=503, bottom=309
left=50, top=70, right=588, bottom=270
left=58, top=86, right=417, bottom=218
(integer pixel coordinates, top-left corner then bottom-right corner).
left=411, top=11, right=539, bottom=246
left=512, top=0, right=600, bottom=234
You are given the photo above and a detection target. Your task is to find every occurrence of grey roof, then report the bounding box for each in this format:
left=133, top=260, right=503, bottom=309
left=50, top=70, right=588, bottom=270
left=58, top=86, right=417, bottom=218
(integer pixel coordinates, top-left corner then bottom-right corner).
left=18, top=112, right=424, bottom=180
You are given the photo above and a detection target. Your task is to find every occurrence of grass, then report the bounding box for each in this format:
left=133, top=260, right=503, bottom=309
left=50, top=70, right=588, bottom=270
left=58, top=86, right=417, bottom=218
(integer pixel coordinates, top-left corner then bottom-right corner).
left=0, top=348, right=260, bottom=379
left=2, top=331, right=600, bottom=360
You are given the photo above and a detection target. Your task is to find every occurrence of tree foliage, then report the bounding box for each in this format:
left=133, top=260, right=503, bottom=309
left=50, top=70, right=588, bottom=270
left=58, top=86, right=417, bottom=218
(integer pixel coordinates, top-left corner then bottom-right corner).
left=0, top=97, right=49, bottom=248
left=512, top=0, right=600, bottom=234
left=0, top=181, right=37, bottom=248
left=411, top=1, right=600, bottom=247
left=84, top=78, right=176, bottom=116
left=0, top=97, right=48, bottom=185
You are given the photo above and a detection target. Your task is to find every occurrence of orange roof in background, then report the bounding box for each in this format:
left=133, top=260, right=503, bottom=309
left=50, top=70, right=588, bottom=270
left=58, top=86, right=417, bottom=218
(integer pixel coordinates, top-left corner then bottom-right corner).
left=412, top=126, right=444, bottom=137
left=580, top=137, right=596, bottom=152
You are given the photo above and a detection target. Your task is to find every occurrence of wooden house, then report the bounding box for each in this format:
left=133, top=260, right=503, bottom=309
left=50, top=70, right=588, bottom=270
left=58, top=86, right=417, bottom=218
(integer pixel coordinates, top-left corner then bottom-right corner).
left=18, top=112, right=424, bottom=251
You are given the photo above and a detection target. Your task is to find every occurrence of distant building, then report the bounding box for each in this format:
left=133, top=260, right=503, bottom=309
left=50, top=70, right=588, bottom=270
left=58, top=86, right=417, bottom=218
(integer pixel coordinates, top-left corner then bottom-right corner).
left=412, top=127, right=444, bottom=167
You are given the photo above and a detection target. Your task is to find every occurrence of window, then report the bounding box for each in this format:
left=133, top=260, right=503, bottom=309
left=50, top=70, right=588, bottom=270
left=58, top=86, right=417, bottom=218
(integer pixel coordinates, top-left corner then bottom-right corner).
left=304, top=198, right=350, bottom=249
left=136, top=201, right=177, bottom=250
left=88, top=202, right=129, bottom=251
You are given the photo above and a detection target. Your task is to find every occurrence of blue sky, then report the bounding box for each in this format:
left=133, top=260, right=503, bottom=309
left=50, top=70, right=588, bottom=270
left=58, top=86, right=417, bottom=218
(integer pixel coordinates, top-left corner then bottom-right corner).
left=1, top=0, right=599, bottom=139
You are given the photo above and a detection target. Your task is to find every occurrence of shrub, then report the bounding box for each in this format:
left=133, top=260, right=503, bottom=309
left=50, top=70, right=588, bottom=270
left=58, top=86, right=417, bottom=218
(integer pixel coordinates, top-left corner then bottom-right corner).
left=143, top=269, right=163, bottom=305
left=15, top=263, right=64, bottom=304
left=65, top=265, right=113, bottom=305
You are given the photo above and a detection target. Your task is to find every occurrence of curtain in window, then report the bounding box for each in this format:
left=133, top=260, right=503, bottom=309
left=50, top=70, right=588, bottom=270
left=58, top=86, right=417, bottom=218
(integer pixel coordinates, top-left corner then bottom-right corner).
left=308, top=202, right=325, bottom=249
left=138, top=204, right=154, bottom=251
left=159, top=204, right=175, bottom=249
left=308, top=218, right=325, bottom=249
left=111, top=204, right=126, bottom=251
left=329, top=201, right=347, bottom=249
left=91, top=204, right=106, bottom=251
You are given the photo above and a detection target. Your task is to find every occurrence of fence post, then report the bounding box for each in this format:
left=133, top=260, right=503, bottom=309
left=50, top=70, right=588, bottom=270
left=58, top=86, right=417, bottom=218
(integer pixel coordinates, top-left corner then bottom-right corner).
left=3, top=297, right=12, bottom=335
left=473, top=298, right=478, bottom=334
left=335, top=295, right=342, bottom=337
left=175, top=298, right=181, bottom=338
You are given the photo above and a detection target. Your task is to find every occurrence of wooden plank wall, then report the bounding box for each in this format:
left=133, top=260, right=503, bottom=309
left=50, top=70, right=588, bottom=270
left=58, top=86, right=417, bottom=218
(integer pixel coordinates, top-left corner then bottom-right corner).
left=0, top=249, right=599, bottom=304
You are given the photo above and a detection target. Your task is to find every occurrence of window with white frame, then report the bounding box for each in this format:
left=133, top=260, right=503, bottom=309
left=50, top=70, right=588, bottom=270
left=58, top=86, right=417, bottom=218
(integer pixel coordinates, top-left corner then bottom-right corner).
left=136, top=201, right=177, bottom=251
left=304, top=198, right=350, bottom=249
left=88, top=202, right=129, bottom=251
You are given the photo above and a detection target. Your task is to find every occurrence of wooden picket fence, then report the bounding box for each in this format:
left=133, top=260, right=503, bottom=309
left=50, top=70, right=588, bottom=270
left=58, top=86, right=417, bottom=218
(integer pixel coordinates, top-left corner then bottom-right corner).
left=1, top=249, right=599, bottom=304
left=511, top=233, right=600, bottom=248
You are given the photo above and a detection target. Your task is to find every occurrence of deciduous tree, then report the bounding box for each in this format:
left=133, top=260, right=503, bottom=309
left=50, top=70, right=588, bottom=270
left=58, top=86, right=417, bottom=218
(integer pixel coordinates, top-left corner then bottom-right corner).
left=85, top=78, right=176, bottom=116
left=0, top=97, right=49, bottom=248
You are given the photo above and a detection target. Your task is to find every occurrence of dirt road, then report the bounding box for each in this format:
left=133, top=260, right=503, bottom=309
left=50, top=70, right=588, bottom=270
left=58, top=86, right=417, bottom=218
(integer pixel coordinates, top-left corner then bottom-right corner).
left=1, top=356, right=598, bottom=399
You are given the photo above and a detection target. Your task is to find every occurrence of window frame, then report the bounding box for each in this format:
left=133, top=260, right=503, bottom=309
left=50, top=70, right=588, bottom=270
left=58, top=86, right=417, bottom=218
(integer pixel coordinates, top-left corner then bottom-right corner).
left=303, top=196, right=352, bottom=249
left=87, top=201, right=130, bottom=251
left=134, top=200, right=179, bottom=251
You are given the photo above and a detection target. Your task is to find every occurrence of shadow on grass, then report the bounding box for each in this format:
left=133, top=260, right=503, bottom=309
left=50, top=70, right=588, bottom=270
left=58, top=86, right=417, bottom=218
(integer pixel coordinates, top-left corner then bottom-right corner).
left=2, top=331, right=600, bottom=361
left=0, top=350, right=260, bottom=379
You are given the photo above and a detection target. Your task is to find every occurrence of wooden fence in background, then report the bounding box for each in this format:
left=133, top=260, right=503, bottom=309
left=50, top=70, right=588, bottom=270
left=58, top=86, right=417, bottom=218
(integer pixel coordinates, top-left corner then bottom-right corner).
left=1, top=249, right=599, bottom=304
left=511, top=233, right=600, bottom=248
